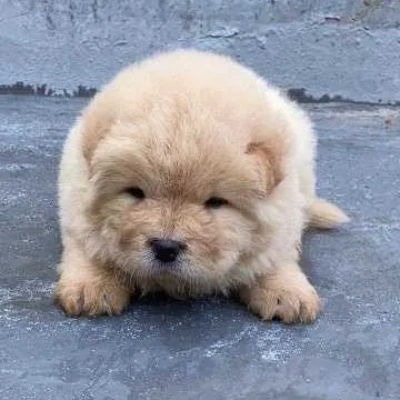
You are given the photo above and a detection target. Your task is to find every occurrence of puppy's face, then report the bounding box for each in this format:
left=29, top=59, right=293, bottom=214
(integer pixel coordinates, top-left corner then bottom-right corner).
left=86, top=115, right=282, bottom=290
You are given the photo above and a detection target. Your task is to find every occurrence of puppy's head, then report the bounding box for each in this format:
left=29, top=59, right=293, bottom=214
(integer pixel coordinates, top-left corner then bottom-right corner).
left=81, top=53, right=291, bottom=292
left=84, top=116, right=287, bottom=293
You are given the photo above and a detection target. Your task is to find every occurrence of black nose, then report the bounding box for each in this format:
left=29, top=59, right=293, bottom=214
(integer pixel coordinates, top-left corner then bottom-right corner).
left=148, top=238, right=187, bottom=264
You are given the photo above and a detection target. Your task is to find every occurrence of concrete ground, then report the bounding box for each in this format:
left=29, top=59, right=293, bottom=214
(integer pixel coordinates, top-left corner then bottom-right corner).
left=0, top=95, right=399, bottom=400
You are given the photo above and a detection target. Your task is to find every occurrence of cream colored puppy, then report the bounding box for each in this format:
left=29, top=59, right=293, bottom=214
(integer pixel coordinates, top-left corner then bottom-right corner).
left=55, top=50, right=349, bottom=323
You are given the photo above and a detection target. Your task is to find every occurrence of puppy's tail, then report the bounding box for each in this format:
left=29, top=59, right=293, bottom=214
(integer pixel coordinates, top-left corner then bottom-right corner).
left=307, top=198, right=350, bottom=229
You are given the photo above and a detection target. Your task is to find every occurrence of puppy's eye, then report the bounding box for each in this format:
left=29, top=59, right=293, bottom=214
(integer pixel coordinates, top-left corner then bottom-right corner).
left=205, top=197, right=229, bottom=209
left=125, top=187, right=145, bottom=200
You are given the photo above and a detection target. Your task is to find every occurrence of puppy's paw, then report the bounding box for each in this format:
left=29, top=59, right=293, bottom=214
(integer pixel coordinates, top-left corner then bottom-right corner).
left=246, top=285, right=320, bottom=324
left=240, top=268, right=321, bottom=324
left=55, top=276, right=131, bottom=317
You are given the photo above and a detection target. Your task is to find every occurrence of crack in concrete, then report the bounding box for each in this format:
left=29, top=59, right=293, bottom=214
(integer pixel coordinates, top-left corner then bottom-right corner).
left=0, top=82, right=97, bottom=98
left=1, top=82, right=399, bottom=105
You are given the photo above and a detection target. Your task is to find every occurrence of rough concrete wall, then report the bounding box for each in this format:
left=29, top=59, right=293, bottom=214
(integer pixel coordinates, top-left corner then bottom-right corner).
left=1, top=0, right=399, bottom=102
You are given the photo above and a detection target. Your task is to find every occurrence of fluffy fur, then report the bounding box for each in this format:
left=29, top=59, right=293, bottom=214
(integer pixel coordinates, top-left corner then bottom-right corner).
left=55, top=50, right=349, bottom=323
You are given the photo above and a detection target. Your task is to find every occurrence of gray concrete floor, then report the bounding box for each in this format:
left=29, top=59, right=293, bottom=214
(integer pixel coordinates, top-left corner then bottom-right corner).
left=0, top=96, right=399, bottom=400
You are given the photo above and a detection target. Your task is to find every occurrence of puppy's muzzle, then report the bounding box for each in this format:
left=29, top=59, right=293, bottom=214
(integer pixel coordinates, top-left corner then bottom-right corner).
left=148, top=238, right=187, bottom=264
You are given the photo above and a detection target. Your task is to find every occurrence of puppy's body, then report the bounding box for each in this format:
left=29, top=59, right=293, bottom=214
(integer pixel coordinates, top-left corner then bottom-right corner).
left=56, top=50, right=348, bottom=322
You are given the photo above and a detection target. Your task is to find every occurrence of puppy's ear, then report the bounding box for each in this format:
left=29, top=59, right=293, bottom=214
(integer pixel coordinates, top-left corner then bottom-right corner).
left=246, top=138, right=289, bottom=193
left=81, top=94, right=115, bottom=163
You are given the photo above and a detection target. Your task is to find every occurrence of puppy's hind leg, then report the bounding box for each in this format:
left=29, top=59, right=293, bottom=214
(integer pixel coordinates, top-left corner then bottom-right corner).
left=298, top=152, right=349, bottom=230
left=239, top=262, right=321, bottom=324
left=55, top=238, right=132, bottom=317
left=307, top=198, right=350, bottom=229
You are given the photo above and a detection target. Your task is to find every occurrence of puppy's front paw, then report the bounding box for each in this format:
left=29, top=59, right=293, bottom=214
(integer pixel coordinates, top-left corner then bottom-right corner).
left=55, top=275, right=131, bottom=317
left=246, top=285, right=320, bottom=324
left=240, top=267, right=321, bottom=324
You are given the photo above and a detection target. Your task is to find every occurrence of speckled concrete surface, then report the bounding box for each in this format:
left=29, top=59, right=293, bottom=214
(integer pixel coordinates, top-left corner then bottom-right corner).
left=0, top=96, right=399, bottom=400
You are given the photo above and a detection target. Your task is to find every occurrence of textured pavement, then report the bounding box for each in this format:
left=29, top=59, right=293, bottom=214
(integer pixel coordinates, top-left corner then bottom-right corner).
left=0, top=95, right=399, bottom=400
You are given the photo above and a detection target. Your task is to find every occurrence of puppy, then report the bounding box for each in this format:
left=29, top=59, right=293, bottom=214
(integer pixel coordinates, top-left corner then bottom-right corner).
left=55, top=50, right=349, bottom=323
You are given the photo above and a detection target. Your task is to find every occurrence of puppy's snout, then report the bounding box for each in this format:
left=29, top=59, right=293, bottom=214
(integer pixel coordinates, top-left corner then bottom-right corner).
left=148, top=238, right=187, bottom=264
